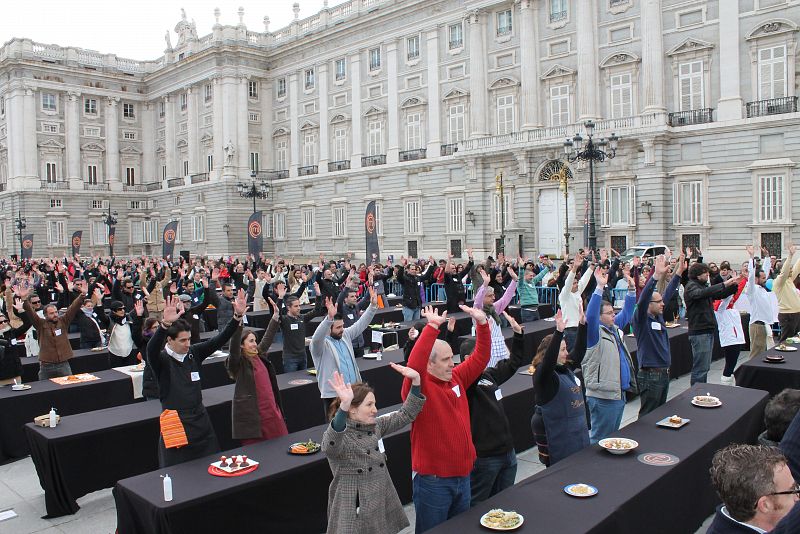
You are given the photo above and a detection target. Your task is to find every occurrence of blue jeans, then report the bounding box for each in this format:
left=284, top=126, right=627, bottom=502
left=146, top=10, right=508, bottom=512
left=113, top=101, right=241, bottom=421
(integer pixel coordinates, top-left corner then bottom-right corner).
left=637, top=368, right=669, bottom=417
left=403, top=306, right=421, bottom=322
left=689, top=333, right=714, bottom=385
left=413, top=474, right=470, bottom=533
left=282, top=355, right=307, bottom=372
left=521, top=307, right=540, bottom=323
left=563, top=327, right=578, bottom=353
left=587, top=396, right=625, bottom=444
left=469, top=450, right=517, bottom=506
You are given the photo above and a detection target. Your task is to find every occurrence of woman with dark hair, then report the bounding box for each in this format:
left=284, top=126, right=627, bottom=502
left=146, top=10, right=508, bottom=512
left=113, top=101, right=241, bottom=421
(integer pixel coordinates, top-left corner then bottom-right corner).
left=530, top=309, right=589, bottom=467
left=323, top=367, right=424, bottom=534
left=226, top=298, right=287, bottom=445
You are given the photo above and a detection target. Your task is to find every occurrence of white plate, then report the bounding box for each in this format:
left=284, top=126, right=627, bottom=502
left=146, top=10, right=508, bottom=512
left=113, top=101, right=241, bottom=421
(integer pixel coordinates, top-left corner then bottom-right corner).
left=362, top=354, right=380, bottom=359
left=564, top=483, right=598, bottom=497
left=11, top=384, right=31, bottom=391
left=543, top=317, right=555, bottom=322
left=479, top=510, right=524, bottom=531
left=775, top=346, right=798, bottom=352
left=598, top=437, right=638, bottom=455
left=691, top=399, right=722, bottom=408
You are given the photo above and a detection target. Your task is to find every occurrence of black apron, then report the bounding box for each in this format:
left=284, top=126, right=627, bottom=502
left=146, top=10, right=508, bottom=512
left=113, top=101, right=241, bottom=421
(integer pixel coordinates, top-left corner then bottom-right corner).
left=537, top=369, right=590, bottom=466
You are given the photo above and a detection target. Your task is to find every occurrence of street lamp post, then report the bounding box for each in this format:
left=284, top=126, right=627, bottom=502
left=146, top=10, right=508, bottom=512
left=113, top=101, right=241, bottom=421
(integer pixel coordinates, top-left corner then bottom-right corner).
left=552, top=164, right=572, bottom=256
left=563, top=121, right=619, bottom=251
left=102, top=206, right=118, bottom=257
left=495, top=171, right=505, bottom=255
left=237, top=171, right=271, bottom=214
left=15, top=211, right=26, bottom=259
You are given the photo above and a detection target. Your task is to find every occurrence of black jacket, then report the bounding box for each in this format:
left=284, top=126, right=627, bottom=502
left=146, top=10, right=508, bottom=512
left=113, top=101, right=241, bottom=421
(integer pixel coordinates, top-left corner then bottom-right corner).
left=465, top=331, right=525, bottom=457
left=73, top=306, right=109, bottom=346
left=684, top=278, right=737, bottom=333
left=397, top=265, right=433, bottom=309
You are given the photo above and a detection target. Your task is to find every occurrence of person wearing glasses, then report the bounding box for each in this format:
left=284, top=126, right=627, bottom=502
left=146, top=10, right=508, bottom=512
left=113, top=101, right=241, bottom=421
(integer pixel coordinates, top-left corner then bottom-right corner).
left=708, top=408, right=800, bottom=533
left=632, top=254, right=685, bottom=417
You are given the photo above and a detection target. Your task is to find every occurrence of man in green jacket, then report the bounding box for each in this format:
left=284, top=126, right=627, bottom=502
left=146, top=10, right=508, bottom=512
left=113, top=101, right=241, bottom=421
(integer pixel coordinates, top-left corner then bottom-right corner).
left=517, top=255, right=552, bottom=322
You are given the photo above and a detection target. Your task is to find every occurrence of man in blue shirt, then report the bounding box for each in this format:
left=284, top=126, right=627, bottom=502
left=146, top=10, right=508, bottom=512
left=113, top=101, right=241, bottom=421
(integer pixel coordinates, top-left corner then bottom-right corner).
left=632, top=254, right=685, bottom=417
left=582, top=269, right=638, bottom=443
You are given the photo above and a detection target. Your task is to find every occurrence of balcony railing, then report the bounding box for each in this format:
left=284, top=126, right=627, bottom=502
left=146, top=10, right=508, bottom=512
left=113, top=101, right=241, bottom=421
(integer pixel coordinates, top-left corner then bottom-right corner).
left=275, top=169, right=289, bottom=179
left=144, top=182, right=163, bottom=191
left=123, top=184, right=146, bottom=192
left=549, top=10, right=567, bottom=23
left=362, top=154, right=387, bottom=167
left=400, top=148, right=427, bottom=162
left=190, top=173, right=209, bottom=184
left=84, top=182, right=109, bottom=191
left=167, top=177, right=185, bottom=188
left=746, top=96, right=798, bottom=118
left=448, top=39, right=463, bottom=50
left=441, top=144, right=459, bottom=156
left=298, top=165, right=318, bottom=176
left=328, top=160, right=351, bottom=172
left=668, top=108, right=714, bottom=127
left=41, top=180, right=68, bottom=190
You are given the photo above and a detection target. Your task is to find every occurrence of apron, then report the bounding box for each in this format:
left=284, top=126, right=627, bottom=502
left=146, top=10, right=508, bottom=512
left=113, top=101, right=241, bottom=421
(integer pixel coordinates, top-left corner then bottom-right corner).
left=537, top=369, right=590, bottom=466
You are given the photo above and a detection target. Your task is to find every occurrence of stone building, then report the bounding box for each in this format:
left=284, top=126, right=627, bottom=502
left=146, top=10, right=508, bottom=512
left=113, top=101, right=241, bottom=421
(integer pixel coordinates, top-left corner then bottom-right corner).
left=0, top=0, right=798, bottom=262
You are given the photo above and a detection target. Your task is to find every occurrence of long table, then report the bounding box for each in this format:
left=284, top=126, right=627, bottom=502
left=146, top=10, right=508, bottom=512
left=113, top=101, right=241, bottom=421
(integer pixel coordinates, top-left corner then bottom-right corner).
left=735, top=345, right=800, bottom=396
left=429, top=383, right=768, bottom=534
left=111, top=354, right=544, bottom=533
left=25, top=350, right=407, bottom=517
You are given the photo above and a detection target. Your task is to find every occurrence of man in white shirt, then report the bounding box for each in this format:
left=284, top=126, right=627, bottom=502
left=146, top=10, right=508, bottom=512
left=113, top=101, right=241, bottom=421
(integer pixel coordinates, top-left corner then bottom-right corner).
left=746, top=245, right=773, bottom=361
left=559, top=252, right=594, bottom=351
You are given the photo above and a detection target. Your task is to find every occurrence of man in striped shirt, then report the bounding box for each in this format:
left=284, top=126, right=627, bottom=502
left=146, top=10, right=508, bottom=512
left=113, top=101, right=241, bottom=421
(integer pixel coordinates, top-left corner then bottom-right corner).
left=473, top=266, right=517, bottom=367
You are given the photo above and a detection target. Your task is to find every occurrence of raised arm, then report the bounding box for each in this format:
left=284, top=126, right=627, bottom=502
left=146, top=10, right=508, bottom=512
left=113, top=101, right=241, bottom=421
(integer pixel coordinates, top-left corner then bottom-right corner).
left=586, top=288, right=603, bottom=349
left=257, top=299, right=282, bottom=354
left=401, top=306, right=448, bottom=399
left=226, top=326, right=244, bottom=377
left=451, top=305, right=491, bottom=386
left=494, top=279, right=518, bottom=314
left=577, top=265, right=595, bottom=293
left=192, top=290, right=246, bottom=361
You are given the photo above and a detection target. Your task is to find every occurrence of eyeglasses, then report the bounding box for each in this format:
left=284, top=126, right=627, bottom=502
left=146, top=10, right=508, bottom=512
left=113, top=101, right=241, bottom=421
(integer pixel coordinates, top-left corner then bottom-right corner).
left=650, top=299, right=663, bottom=304
left=0, top=319, right=7, bottom=325
left=30, top=301, right=41, bottom=304
left=767, top=482, right=800, bottom=498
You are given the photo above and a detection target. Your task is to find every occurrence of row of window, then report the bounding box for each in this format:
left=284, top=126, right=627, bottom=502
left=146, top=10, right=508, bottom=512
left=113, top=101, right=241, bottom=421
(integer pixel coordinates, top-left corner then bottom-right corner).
left=40, top=216, right=205, bottom=247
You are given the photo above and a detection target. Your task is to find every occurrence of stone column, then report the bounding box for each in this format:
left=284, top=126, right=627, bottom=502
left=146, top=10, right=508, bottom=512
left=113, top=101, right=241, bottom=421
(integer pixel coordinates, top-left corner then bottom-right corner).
left=288, top=73, right=299, bottom=176
left=237, top=76, right=250, bottom=174
left=105, top=96, right=121, bottom=190
left=387, top=40, right=399, bottom=163
left=467, top=11, right=488, bottom=136
left=65, top=91, right=81, bottom=181
left=318, top=64, right=330, bottom=173
left=640, top=0, right=665, bottom=113
left=141, top=102, right=155, bottom=184
left=163, top=95, right=176, bottom=181
left=350, top=53, right=363, bottom=168
left=426, top=28, right=441, bottom=155
left=717, top=1, right=743, bottom=120
left=260, top=81, right=273, bottom=172
left=23, top=87, right=37, bottom=182
left=186, top=86, right=199, bottom=176
left=519, top=0, right=542, bottom=127
left=575, top=0, right=600, bottom=120
left=212, top=77, right=224, bottom=179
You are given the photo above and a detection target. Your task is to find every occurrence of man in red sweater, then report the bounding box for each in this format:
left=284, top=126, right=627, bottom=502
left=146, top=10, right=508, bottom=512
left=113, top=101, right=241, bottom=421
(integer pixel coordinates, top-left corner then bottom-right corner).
left=401, top=304, right=491, bottom=533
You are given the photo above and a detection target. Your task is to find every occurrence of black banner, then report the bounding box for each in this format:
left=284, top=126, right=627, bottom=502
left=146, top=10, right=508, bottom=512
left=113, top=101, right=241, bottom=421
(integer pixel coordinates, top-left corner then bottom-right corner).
left=21, top=234, right=33, bottom=260
left=365, top=201, right=380, bottom=265
left=162, top=221, right=179, bottom=259
left=108, top=226, right=116, bottom=256
left=71, top=231, right=83, bottom=257
left=247, top=211, right=263, bottom=258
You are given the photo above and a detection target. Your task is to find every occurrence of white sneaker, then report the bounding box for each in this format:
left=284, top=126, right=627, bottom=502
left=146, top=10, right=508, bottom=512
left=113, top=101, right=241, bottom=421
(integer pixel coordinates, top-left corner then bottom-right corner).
left=720, top=375, right=735, bottom=387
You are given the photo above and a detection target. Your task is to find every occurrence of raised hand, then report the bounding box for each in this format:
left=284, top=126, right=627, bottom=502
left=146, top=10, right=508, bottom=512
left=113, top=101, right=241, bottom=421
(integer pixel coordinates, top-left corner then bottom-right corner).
left=421, top=305, right=448, bottom=329
left=503, top=311, right=523, bottom=334
left=12, top=297, right=25, bottom=314
left=162, top=295, right=184, bottom=323
left=134, top=299, right=144, bottom=317
left=554, top=309, right=566, bottom=332
left=507, top=265, right=518, bottom=281
left=653, top=255, right=667, bottom=280
left=746, top=245, right=755, bottom=258
left=328, top=371, right=354, bottom=411
left=324, top=297, right=338, bottom=319
left=389, top=362, right=421, bottom=386
left=458, top=304, right=487, bottom=325
left=594, top=268, right=608, bottom=288
left=447, top=316, right=456, bottom=333
left=675, top=252, right=687, bottom=276
left=233, top=289, right=248, bottom=316
left=632, top=255, right=641, bottom=268
left=12, top=284, right=30, bottom=300
left=276, top=284, right=287, bottom=299
left=93, top=287, right=104, bottom=303
left=368, top=285, right=378, bottom=306
left=480, top=269, right=490, bottom=287
left=268, top=297, right=279, bottom=316
left=790, top=244, right=797, bottom=257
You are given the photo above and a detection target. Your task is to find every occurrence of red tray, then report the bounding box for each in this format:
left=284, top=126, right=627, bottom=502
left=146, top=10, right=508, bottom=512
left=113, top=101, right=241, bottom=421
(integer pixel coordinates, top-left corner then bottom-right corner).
left=208, top=463, right=259, bottom=477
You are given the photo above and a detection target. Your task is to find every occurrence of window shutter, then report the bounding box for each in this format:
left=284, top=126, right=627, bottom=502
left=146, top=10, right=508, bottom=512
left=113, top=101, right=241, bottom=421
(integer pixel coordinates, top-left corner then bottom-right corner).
left=601, top=186, right=609, bottom=227
left=672, top=182, right=680, bottom=226
left=47, top=223, right=52, bottom=246
left=629, top=185, right=636, bottom=226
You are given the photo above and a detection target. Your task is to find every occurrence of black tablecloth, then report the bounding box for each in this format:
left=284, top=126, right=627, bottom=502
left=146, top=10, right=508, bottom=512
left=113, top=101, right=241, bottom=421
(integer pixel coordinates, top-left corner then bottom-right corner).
left=429, top=383, right=768, bottom=534
left=111, top=356, right=542, bottom=534
left=735, top=345, right=800, bottom=396
left=26, top=350, right=407, bottom=517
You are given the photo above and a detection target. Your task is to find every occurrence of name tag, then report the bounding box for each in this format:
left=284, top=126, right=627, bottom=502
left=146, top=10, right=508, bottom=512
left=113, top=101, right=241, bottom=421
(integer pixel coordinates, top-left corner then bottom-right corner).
left=121, top=318, right=127, bottom=325
left=452, top=385, right=461, bottom=398
left=192, top=314, right=199, bottom=320
left=417, top=281, right=421, bottom=286
left=10, top=339, right=17, bottom=345
left=92, top=313, right=97, bottom=318
left=290, top=323, right=299, bottom=330
left=135, top=294, right=141, bottom=300
left=651, top=322, right=662, bottom=331
left=242, top=316, right=248, bottom=325
left=193, top=297, right=199, bottom=303
left=378, top=438, right=385, bottom=453
left=347, top=314, right=354, bottom=320
left=574, top=376, right=582, bottom=386
left=54, top=329, right=62, bottom=336
left=495, top=388, right=503, bottom=401
left=190, top=371, right=200, bottom=382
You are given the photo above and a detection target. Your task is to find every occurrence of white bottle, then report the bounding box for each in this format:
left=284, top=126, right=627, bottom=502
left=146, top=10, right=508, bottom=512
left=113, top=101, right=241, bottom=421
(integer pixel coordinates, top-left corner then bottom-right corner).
left=163, top=474, right=173, bottom=502
left=49, top=408, right=57, bottom=428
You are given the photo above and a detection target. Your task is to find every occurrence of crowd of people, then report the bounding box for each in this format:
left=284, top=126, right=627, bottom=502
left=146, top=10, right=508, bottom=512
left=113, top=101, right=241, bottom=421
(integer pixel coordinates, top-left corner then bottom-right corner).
left=2, top=243, right=800, bottom=532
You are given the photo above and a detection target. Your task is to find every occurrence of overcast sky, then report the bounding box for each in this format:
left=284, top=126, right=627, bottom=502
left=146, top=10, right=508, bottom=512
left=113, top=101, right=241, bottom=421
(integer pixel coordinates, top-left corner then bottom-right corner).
left=0, top=1, right=338, bottom=60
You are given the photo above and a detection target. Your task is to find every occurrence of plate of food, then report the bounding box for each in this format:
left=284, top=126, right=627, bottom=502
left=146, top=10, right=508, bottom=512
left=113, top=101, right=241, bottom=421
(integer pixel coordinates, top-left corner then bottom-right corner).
left=543, top=317, right=556, bottom=322
left=691, top=394, right=722, bottom=408
left=564, top=483, right=598, bottom=498
left=129, top=363, right=145, bottom=372
left=90, top=346, right=106, bottom=352
left=775, top=344, right=798, bottom=352
left=764, top=355, right=786, bottom=364
left=288, top=439, right=321, bottom=455
left=363, top=353, right=382, bottom=359
left=664, top=322, right=681, bottom=329
left=307, top=369, right=318, bottom=376
left=479, top=509, right=524, bottom=531
left=209, top=455, right=259, bottom=476
left=656, top=415, right=690, bottom=429
left=598, top=437, right=638, bottom=455
left=11, top=384, right=31, bottom=391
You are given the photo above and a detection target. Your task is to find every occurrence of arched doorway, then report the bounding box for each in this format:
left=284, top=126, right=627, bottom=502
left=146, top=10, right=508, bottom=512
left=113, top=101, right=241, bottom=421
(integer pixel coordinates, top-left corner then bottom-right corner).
left=536, top=160, right=575, bottom=256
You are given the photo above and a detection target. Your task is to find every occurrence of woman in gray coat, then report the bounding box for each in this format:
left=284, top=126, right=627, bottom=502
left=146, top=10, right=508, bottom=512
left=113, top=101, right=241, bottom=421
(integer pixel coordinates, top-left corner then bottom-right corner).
left=323, top=367, right=425, bottom=534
